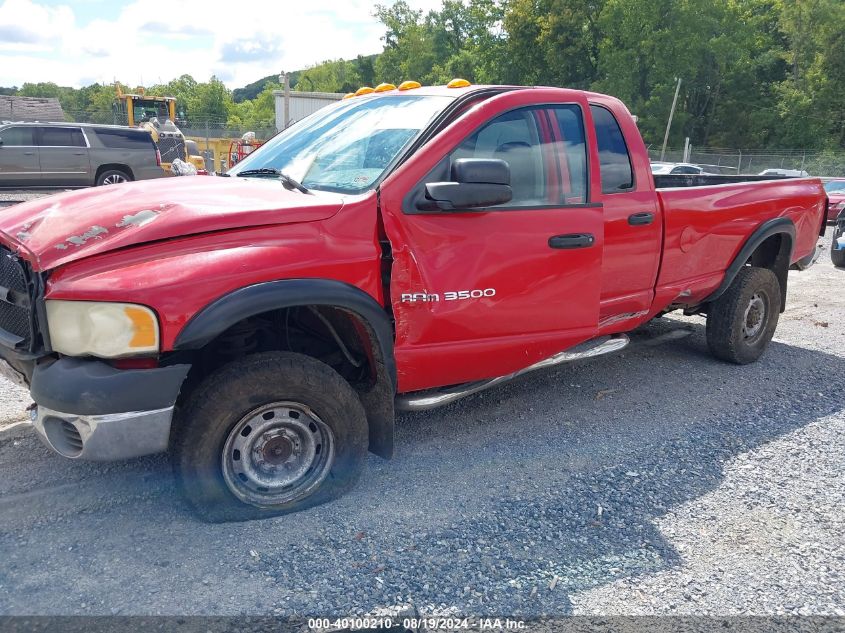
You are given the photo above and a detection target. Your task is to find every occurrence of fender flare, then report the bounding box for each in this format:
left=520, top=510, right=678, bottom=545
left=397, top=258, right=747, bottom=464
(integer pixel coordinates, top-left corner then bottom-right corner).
left=702, top=217, right=795, bottom=309
left=174, top=279, right=396, bottom=458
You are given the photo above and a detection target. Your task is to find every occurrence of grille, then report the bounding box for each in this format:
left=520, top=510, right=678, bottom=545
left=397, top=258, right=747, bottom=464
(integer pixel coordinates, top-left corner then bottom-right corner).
left=158, top=136, right=186, bottom=163
left=0, top=247, right=32, bottom=347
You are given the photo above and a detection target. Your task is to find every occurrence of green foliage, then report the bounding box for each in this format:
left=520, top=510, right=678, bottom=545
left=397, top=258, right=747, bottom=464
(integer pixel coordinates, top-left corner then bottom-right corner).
left=373, top=0, right=505, bottom=85
left=7, top=0, right=845, bottom=150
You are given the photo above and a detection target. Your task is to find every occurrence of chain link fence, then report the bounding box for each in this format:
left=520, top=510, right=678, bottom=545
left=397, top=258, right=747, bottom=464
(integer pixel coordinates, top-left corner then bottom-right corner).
left=650, top=147, right=845, bottom=177
left=62, top=110, right=276, bottom=141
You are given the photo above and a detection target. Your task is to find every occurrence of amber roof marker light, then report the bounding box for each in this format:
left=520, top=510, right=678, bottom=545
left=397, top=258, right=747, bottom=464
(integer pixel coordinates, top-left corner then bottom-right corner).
left=397, top=80, right=422, bottom=91
left=447, top=78, right=471, bottom=88
left=354, top=86, right=375, bottom=96
left=374, top=83, right=397, bottom=92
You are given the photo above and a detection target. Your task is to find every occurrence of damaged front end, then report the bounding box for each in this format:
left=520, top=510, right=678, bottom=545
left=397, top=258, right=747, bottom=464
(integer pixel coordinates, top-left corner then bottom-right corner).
left=0, top=231, right=190, bottom=462
left=0, top=238, right=50, bottom=379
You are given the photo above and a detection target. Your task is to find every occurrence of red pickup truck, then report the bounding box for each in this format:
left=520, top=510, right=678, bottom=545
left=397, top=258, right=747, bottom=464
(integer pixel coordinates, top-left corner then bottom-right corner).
left=0, top=84, right=826, bottom=521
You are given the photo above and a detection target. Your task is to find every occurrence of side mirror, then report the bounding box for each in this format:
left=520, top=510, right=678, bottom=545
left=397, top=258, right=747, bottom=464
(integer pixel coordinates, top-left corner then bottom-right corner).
left=423, top=158, right=512, bottom=211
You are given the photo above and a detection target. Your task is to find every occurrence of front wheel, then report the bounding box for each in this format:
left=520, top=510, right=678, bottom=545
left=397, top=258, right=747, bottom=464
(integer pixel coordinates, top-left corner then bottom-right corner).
left=171, top=352, right=368, bottom=522
left=706, top=266, right=781, bottom=365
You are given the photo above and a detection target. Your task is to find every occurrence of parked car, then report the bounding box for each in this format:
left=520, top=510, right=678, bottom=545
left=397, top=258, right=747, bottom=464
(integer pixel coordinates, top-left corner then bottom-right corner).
left=0, top=83, right=827, bottom=522
left=824, top=178, right=845, bottom=222
left=758, top=168, right=810, bottom=177
left=0, top=122, right=165, bottom=188
left=651, top=161, right=707, bottom=175
left=832, top=206, right=845, bottom=268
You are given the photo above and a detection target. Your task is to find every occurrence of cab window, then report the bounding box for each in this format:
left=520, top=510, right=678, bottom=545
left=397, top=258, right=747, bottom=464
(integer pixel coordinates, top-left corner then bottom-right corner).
left=590, top=105, right=634, bottom=193
left=451, top=105, right=587, bottom=207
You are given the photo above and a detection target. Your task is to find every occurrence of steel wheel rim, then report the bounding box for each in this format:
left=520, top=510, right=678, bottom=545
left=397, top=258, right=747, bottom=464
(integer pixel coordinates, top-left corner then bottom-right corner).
left=102, top=174, right=127, bottom=185
left=742, top=292, right=767, bottom=341
left=221, top=401, right=334, bottom=507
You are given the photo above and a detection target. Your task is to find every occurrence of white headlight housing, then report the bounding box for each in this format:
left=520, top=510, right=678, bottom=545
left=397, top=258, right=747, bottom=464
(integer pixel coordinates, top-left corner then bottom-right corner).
left=46, top=301, right=160, bottom=358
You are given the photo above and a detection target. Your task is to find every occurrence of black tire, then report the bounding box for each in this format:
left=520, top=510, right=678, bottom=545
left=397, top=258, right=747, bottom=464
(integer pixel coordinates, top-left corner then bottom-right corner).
left=832, top=225, right=845, bottom=268
left=171, top=351, right=368, bottom=522
left=96, top=169, right=131, bottom=186
left=706, top=266, right=781, bottom=365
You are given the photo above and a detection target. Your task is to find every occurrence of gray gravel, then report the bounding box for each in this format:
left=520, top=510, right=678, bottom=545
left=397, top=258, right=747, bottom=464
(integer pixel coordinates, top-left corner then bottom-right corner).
left=0, top=189, right=61, bottom=207
left=0, top=202, right=842, bottom=617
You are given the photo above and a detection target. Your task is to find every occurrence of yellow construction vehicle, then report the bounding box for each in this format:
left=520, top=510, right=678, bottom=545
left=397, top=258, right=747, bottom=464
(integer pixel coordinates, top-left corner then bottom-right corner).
left=114, top=83, right=206, bottom=173
left=113, top=83, right=178, bottom=127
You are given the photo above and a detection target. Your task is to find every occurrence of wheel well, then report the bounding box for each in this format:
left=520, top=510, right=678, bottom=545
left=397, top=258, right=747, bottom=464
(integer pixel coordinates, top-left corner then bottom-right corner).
left=95, top=163, right=134, bottom=181
left=748, top=232, right=791, bottom=312
left=174, top=304, right=395, bottom=458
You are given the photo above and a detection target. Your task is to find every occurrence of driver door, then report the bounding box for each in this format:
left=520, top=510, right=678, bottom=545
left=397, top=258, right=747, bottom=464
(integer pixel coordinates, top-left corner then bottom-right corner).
left=379, top=91, right=604, bottom=393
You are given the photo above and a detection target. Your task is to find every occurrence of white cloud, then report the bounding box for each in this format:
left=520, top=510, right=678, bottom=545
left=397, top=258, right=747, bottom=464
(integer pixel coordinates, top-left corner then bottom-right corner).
left=0, top=0, right=447, bottom=89
left=0, top=0, right=74, bottom=53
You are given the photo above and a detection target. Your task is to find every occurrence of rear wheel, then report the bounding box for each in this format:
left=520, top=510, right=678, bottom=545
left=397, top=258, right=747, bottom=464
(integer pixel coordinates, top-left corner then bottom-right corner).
left=96, top=169, right=131, bottom=186
left=832, top=224, right=845, bottom=268
left=171, top=351, right=368, bottom=522
left=706, top=267, right=781, bottom=364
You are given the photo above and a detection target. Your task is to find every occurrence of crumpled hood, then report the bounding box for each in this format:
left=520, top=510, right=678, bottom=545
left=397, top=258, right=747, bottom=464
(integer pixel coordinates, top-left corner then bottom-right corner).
left=0, top=176, right=344, bottom=271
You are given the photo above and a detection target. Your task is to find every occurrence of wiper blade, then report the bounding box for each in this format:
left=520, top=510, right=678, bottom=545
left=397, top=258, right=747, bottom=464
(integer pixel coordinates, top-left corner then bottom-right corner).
left=235, top=168, right=280, bottom=177
left=235, top=168, right=311, bottom=194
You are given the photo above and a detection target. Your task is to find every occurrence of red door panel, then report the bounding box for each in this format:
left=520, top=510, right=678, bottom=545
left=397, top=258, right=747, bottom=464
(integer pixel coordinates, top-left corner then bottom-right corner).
left=586, top=101, right=662, bottom=327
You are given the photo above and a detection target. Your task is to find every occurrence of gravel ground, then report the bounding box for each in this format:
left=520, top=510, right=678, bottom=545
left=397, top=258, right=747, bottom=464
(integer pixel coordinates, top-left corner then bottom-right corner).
left=0, top=194, right=842, bottom=618
left=0, top=189, right=61, bottom=207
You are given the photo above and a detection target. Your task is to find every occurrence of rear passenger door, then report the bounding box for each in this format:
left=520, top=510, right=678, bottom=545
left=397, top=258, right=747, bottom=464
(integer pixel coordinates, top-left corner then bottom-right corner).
left=589, top=103, right=661, bottom=323
left=35, top=126, right=91, bottom=186
left=0, top=126, right=40, bottom=186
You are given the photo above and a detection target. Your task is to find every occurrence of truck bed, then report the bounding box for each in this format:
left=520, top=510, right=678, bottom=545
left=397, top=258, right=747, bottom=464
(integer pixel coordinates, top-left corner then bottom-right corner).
left=652, top=177, right=826, bottom=311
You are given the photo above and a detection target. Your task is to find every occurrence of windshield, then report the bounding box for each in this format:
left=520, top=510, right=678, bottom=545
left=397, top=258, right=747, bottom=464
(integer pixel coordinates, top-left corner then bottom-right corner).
left=229, top=95, right=451, bottom=193
left=824, top=180, right=845, bottom=194
left=651, top=164, right=673, bottom=174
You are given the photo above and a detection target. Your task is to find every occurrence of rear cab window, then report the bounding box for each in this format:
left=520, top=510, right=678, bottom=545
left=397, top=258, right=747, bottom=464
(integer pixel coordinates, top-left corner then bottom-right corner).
left=590, top=105, right=634, bottom=193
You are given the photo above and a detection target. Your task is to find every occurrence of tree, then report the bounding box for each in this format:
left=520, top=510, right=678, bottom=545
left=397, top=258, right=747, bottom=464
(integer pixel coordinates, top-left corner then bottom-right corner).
left=501, top=0, right=604, bottom=88
left=297, top=59, right=362, bottom=93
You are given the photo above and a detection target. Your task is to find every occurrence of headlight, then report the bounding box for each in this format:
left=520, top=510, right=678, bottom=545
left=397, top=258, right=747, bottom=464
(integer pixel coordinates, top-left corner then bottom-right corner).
left=46, top=301, right=160, bottom=358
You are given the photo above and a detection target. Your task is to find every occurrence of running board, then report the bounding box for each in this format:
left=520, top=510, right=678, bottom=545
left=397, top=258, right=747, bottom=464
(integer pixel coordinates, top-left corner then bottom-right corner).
left=395, top=334, right=629, bottom=412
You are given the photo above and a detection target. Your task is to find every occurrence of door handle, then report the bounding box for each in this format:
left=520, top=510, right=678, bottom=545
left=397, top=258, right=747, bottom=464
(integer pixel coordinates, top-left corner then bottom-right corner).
left=73, top=152, right=85, bottom=156
left=23, top=151, right=35, bottom=156
left=548, top=233, right=595, bottom=249
left=628, top=212, right=655, bottom=226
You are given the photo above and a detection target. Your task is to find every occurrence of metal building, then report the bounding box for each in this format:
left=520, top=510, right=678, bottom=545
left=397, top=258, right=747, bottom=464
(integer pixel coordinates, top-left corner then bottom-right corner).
left=273, top=90, right=343, bottom=132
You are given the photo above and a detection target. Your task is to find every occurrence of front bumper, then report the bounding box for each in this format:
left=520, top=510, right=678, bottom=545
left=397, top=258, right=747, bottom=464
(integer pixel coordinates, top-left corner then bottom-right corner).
left=0, top=351, right=190, bottom=461
left=31, top=405, right=174, bottom=460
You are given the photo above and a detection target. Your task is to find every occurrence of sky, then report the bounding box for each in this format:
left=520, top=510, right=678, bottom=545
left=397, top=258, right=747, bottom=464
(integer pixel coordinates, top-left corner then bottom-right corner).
left=0, top=0, right=444, bottom=89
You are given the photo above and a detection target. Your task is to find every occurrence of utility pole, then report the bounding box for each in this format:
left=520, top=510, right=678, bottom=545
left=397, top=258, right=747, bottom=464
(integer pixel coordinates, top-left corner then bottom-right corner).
left=280, top=71, right=291, bottom=129
left=660, top=77, right=682, bottom=162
